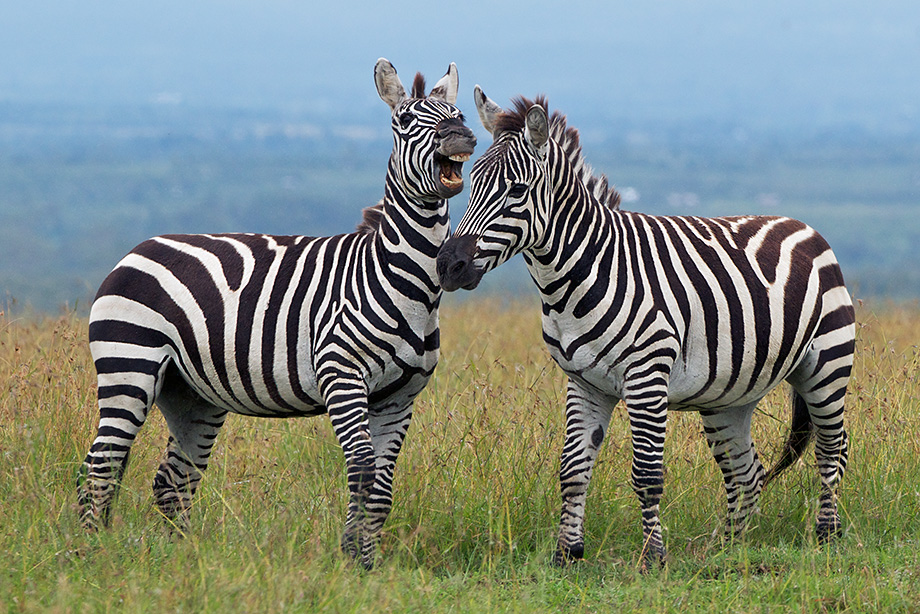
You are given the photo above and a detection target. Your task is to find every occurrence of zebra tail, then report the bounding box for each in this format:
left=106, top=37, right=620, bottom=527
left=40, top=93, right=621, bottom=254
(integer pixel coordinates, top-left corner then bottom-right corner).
left=763, top=389, right=813, bottom=486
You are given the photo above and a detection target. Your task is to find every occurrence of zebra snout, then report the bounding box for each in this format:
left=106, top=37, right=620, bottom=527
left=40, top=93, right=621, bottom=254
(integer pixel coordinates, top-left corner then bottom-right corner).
left=435, top=119, right=477, bottom=155
left=437, top=235, right=482, bottom=292
left=436, top=117, right=475, bottom=137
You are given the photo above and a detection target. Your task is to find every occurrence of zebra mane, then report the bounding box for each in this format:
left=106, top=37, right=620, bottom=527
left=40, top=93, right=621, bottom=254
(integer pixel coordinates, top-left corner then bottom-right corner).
left=411, top=73, right=426, bottom=99
left=356, top=199, right=386, bottom=234
left=494, top=97, right=621, bottom=211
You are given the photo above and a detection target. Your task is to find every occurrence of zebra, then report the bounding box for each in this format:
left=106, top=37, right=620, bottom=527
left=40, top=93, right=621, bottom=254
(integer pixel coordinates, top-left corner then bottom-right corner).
left=77, top=58, right=476, bottom=569
left=437, top=88, right=854, bottom=568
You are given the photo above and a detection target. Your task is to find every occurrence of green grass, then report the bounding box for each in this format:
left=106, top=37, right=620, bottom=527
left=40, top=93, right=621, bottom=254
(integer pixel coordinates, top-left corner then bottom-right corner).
left=3, top=300, right=920, bottom=612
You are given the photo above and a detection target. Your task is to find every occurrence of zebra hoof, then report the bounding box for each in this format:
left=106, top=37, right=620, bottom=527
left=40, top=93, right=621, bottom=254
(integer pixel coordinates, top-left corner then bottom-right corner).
left=341, top=529, right=376, bottom=570
left=722, top=518, right=754, bottom=542
left=553, top=542, right=584, bottom=566
left=816, top=517, right=843, bottom=543
left=161, top=517, right=190, bottom=539
left=78, top=515, right=102, bottom=532
left=341, top=532, right=360, bottom=560
left=77, top=502, right=110, bottom=531
left=340, top=546, right=375, bottom=571
left=639, top=545, right=667, bottom=573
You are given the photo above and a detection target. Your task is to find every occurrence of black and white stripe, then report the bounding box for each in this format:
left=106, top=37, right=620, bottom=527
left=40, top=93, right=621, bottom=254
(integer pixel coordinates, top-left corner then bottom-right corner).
left=438, top=90, right=854, bottom=567
left=77, top=59, right=475, bottom=569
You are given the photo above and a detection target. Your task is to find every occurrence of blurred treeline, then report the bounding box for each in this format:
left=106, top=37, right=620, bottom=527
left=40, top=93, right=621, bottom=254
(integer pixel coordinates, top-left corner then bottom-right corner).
left=1, top=103, right=917, bottom=312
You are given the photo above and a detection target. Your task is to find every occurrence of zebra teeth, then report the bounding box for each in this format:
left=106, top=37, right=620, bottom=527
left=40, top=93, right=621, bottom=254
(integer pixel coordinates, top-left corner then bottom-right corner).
left=438, top=156, right=465, bottom=191
left=448, top=153, right=470, bottom=163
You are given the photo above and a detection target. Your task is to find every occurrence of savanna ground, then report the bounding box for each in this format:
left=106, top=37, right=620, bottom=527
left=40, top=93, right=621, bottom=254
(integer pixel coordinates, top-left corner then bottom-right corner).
left=2, top=299, right=920, bottom=612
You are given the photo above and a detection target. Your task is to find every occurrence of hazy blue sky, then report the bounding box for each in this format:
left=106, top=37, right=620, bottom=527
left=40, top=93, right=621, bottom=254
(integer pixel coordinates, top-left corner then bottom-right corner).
left=2, top=1, right=919, bottom=132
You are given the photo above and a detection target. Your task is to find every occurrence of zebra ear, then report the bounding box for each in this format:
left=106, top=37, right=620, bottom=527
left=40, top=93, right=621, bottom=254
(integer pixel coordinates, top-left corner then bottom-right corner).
left=474, top=85, right=503, bottom=137
left=375, top=58, right=408, bottom=111
left=429, top=62, right=459, bottom=104
left=524, top=104, right=549, bottom=155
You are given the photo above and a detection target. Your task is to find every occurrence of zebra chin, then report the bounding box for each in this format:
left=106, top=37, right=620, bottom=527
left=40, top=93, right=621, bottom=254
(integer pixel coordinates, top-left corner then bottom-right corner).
left=436, top=234, right=486, bottom=292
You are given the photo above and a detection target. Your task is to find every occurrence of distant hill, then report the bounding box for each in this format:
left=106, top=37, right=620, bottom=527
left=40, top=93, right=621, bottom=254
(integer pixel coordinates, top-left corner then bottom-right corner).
left=0, top=103, right=917, bottom=312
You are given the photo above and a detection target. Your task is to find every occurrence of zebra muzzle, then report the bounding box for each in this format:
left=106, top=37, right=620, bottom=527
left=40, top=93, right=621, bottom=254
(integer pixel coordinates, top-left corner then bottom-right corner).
left=436, top=234, right=483, bottom=292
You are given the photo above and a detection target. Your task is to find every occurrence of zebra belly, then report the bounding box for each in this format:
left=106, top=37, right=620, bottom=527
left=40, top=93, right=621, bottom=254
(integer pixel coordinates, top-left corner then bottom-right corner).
left=553, top=328, right=800, bottom=413
left=162, top=358, right=326, bottom=418
left=562, top=356, right=786, bottom=413
left=665, top=346, right=799, bottom=411
left=171, top=356, right=434, bottom=418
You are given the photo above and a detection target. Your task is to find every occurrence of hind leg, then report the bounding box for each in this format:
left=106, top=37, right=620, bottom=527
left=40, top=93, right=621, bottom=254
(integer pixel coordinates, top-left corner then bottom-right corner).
left=152, top=367, right=227, bottom=533
left=788, top=308, right=855, bottom=540
left=789, top=365, right=852, bottom=540
left=790, top=382, right=850, bottom=541
left=700, top=403, right=765, bottom=537
left=78, top=358, right=167, bottom=530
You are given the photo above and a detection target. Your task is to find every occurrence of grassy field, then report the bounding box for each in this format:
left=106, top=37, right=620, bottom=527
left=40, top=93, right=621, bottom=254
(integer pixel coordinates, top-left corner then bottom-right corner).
left=2, top=299, right=920, bottom=612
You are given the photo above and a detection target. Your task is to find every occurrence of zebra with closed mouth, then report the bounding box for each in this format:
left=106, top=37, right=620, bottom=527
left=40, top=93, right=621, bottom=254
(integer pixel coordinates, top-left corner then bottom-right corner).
left=438, top=87, right=853, bottom=568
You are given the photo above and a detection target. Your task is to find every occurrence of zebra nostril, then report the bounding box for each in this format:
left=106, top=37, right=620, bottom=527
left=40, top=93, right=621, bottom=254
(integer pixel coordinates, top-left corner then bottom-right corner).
left=449, top=260, right=466, bottom=276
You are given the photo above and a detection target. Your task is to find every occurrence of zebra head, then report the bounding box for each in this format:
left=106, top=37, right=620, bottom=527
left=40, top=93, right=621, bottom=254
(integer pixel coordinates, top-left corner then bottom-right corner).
left=375, top=58, right=477, bottom=202
left=437, top=86, right=551, bottom=291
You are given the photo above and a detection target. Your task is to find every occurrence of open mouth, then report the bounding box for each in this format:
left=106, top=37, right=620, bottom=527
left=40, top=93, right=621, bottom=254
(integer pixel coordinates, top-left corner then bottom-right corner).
left=436, top=152, right=469, bottom=191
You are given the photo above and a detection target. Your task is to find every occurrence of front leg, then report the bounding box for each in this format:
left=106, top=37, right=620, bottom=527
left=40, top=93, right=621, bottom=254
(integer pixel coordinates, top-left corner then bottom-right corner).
left=363, top=401, right=414, bottom=554
left=318, top=367, right=377, bottom=569
left=554, top=380, right=615, bottom=565
left=624, top=377, right=669, bottom=569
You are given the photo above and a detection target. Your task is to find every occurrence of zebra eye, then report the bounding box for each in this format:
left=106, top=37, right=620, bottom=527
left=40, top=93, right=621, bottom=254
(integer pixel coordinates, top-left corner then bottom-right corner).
left=508, top=183, right=528, bottom=198
left=398, top=112, right=414, bottom=128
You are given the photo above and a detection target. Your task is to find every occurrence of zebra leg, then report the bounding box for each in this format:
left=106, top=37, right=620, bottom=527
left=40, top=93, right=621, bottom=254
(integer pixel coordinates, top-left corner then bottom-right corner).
left=789, top=351, right=852, bottom=540
left=319, top=370, right=377, bottom=569
left=790, top=386, right=849, bottom=542
left=554, top=380, right=615, bottom=565
left=624, top=385, right=669, bottom=569
left=813, top=420, right=849, bottom=543
left=151, top=369, right=227, bottom=534
left=362, top=401, right=414, bottom=554
left=78, top=359, right=165, bottom=530
left=787, top=299, right=854, bottom=542
left=700, top=404, right=765, bottom=538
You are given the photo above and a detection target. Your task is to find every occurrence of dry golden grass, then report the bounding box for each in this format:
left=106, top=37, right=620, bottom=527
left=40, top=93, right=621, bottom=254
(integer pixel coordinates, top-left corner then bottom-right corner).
left=2, top=299, right=920, bottom=612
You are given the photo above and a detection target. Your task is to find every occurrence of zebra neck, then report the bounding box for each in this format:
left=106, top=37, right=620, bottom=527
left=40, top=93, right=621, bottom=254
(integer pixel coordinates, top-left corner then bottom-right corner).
left=525, top=169, right=614, bottom=309
left=374, top=172, right=451, bottom=298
